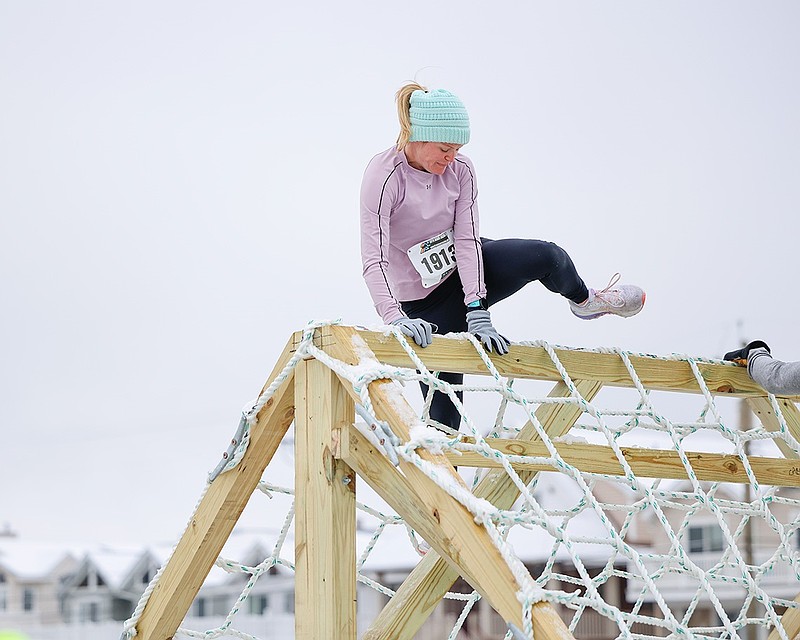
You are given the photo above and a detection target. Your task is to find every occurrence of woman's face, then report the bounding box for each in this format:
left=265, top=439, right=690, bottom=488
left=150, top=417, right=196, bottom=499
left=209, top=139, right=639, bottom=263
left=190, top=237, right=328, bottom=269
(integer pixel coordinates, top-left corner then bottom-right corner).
left=406, top=142, right=463, bottom=175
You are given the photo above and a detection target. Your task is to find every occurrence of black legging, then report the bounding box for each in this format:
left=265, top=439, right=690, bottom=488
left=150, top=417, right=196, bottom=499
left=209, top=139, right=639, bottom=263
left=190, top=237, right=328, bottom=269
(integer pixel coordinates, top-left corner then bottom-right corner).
left=401, top=238, right=589, bottom=431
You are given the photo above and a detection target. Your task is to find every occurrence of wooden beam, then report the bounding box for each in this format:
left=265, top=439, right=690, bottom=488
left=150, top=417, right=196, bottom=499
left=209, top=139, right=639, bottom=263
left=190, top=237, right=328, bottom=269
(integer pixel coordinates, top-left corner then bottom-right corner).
left=323, top=326, right=799, bottom=400
left=446, top=438, right=800, bottom=486
left=748, top=396, right=800, bottom=460
left=766, top=596, right=798, bottom=640
left=294, top=359, right=357, bottom=640
left=362, top=380, right=601, bottom=640
left=759, top=392, right=800, bottom=640
left=323, top=325, right=572, bottom=638
left=340, top=423, right=571, bottom=640
left=471, top=380, right=604, bottom=501
left=133, top=336, right=298, bottom=640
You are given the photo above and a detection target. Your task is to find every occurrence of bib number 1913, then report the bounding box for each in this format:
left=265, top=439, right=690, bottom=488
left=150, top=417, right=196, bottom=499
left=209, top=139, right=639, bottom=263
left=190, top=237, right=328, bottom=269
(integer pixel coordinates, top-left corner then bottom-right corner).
left=407, top=229, right=457, bottom=288
left=420, top=245, right=456, bottom=274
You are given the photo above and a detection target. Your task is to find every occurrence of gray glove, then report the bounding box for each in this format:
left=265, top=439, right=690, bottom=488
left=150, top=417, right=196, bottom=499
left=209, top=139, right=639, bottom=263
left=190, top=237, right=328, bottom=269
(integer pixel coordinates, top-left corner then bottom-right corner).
left=466, top=309, right=510, bottom=355
left=392, top=317, right=437, bottom=348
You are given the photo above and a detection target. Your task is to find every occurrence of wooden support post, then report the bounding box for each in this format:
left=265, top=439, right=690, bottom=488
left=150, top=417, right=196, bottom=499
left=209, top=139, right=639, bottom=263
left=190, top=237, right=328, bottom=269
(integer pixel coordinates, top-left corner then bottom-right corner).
left=766, top=598, right=798, bottom=640
left=132, top=337, right=298, bottom=640
left=294, top=358, right=357, bottom=640
left=362, top=379, right=601, bottom=640
left=748, top=396, right=800, bottom=459
left=752, top=397, right=800, bottom=640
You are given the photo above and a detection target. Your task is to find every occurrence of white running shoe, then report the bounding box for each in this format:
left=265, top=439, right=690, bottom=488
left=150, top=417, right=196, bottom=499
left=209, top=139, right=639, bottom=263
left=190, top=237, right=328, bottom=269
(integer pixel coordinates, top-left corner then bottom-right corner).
left=569, top=273, right=646, bottom=320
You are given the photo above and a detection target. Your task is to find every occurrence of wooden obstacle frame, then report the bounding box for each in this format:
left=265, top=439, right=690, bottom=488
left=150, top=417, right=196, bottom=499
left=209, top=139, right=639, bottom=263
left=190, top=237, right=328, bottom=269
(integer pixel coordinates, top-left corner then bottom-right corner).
left=128, top=325, right=800, bottom=640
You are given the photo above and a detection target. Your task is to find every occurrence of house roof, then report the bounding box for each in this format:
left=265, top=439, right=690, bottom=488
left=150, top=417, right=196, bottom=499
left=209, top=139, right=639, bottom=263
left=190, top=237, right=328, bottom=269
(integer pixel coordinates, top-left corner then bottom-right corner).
left=84, top=546, right=148, bottom=588
left=0, top=538, right=80, bottom=581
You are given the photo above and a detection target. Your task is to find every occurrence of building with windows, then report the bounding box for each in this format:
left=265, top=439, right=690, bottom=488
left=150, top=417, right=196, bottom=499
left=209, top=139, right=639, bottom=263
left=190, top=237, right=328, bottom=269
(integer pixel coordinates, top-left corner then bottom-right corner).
left=626, top=481, right=800, bottom=638
left=0, top=537, right=79, bottom=630
left=59, top=545, right=165, bottom=624
left=1, top=476, right=797, bottom=640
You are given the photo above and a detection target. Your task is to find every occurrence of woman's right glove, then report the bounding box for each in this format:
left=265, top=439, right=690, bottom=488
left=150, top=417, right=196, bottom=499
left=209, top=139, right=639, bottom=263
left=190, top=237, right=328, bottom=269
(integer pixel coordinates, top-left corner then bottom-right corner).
left=391, top=317, right=437, bottom=348
left=466, top=309, right=510, bottom=355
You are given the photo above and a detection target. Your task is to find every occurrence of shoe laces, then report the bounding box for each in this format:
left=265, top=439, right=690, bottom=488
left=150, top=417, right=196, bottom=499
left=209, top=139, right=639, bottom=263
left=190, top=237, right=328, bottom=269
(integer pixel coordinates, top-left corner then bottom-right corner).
left=592, top=273, right=624, bottom=307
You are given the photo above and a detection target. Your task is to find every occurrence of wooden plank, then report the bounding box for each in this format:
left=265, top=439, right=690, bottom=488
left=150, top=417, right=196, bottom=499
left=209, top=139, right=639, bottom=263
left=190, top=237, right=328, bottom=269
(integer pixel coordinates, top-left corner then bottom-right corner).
left=294, top=359, right=356, bottom=640
left=360, top=550, right=459, bottom=640
left=766, top=596, right=798, bottom=640
left=323, top=325, right=572, bottom=638
left=748, top=396, right=800, bottom=459
left=363, top=380, right=601, bottom=640
left=340, top=423, right=571, bottom=640
left=329, top=326, right=800, bottom=400
left=133, top=335, right=298, bottom=640
left=445, top=438, right=800, bottom=486
left=475, top=380, right=604, bottom=501
left=759, top=395, right=800, bottom=640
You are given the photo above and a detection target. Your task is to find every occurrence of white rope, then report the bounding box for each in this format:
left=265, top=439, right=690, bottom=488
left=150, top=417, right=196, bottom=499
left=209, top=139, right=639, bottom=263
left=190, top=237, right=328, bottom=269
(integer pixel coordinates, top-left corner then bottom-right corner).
left=123, top=322, right=800, bottom=640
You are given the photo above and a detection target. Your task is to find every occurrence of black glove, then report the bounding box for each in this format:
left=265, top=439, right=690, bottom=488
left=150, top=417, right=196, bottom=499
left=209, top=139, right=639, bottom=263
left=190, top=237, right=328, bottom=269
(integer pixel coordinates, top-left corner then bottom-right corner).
left=466, top=309, right=510, bottom=355
left=723, top=340, right=770, bottom=363
left=391, top=317, right=437, bottom=348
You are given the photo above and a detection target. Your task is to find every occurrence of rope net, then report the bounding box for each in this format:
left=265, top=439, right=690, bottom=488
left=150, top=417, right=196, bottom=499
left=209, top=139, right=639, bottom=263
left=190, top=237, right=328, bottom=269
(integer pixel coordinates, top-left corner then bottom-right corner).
left=123, top=321, right=800, bottom=640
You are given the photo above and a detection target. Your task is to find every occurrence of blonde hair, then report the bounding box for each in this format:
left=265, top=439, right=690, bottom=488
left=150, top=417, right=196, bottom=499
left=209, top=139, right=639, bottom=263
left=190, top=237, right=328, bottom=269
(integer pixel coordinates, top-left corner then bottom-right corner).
left=395, top=82, right=427, bottom=150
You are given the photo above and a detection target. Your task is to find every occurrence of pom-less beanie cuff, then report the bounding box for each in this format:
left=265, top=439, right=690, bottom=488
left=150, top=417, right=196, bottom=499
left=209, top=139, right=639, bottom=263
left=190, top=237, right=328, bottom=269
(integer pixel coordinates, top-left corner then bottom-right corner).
left=408, top=89, right=470, bottom=145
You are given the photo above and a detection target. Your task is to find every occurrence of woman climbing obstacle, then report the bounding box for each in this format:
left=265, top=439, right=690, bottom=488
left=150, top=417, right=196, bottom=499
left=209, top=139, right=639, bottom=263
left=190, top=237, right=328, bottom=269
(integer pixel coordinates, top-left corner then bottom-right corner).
left=359, top=82, right=646, bottom=430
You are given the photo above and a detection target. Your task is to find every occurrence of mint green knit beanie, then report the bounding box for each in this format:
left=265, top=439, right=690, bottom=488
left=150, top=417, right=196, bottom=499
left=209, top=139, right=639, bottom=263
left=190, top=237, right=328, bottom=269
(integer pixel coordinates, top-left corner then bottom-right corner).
left=409, top=89, right=470, bottom=145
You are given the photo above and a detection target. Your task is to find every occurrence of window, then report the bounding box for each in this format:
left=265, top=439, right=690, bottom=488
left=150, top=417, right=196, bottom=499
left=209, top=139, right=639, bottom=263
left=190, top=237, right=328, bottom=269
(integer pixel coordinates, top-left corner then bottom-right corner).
left=79, top=568, right=106, bottom=589
left=688, top=524, right=724, bottom=553
left=248, top=594, right=269, bottom=615
left=193, top=597, right=206, bottom=617
left=0, top=573, right=6, bottom=612
left=22, top=588, right=35, bottom=612
left=284, top=592, right=294, bottom=614
left=79, top=601, right=99, bottom=622
left=211, top=596, right=230, bottom=616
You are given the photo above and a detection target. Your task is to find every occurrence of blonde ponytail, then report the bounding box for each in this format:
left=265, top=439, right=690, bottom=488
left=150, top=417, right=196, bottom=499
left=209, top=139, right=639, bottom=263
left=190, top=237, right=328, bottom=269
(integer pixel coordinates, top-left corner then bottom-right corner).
left=395, top=82, right=427, bottom=150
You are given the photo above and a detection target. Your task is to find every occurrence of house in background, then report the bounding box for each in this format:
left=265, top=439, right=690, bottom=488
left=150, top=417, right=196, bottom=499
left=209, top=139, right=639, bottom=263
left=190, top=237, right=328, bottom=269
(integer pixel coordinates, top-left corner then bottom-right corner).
left=59, top=545, right=166, bottom=624
left=0, top=534, right=79, bottom=630
left=2, top=472, right=797, bottom=640
left=181, top=530, right=298, bottom=639
left=626, top=481, right=800, bottom=639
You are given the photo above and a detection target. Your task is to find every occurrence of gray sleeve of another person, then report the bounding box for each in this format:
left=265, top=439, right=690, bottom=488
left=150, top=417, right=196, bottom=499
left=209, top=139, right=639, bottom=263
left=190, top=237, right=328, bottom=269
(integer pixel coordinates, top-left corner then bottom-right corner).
left=748, top=348, right=800, bottom=395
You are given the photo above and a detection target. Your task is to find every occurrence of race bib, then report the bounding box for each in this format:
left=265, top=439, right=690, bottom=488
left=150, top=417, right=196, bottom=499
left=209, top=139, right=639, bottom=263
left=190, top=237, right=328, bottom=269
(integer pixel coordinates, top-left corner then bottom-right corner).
left=407, top=229, right=457, bottom=288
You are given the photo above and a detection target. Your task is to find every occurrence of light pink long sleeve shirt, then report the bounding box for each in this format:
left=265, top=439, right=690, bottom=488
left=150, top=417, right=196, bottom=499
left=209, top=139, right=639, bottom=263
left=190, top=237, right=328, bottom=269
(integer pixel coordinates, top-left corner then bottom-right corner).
left=360, top=146, right=486, bottom=323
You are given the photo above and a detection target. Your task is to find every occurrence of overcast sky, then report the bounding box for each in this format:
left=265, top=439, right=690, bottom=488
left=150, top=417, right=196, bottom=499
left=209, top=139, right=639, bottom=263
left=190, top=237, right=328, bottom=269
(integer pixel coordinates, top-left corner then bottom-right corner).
left=2, top=2, right=799, bottom=549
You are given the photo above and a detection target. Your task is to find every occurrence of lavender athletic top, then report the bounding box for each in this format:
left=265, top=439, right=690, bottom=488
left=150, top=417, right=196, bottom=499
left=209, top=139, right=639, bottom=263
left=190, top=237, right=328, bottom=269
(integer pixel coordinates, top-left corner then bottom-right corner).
left=360, top=146, right=486, bottom=324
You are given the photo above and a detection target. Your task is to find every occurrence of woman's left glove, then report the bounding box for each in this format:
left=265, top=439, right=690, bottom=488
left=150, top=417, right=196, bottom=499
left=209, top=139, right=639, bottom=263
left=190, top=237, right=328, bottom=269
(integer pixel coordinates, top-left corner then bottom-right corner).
left=466, top=309, right=510, bottom=355
left=391, top=317, right=437, bottom=348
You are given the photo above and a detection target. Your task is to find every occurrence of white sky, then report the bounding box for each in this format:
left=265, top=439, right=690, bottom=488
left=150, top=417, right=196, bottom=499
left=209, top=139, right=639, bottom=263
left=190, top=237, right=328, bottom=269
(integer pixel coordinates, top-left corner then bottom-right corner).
left=1, top=2, right=799, bottom=549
